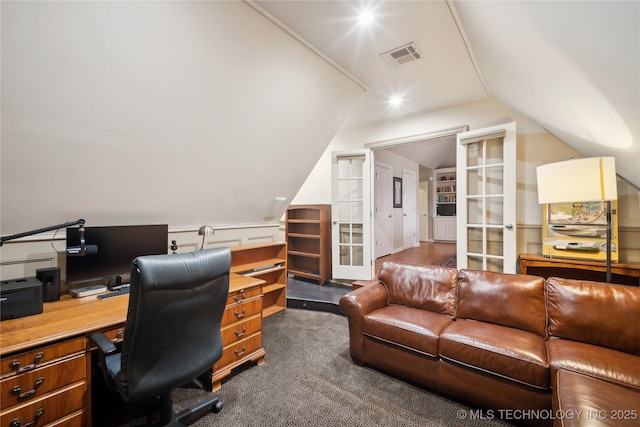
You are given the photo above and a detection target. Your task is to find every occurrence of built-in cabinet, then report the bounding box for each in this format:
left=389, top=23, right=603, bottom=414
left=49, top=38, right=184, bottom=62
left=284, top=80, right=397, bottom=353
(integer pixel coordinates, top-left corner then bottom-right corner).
left=434, top=168, right=457, bottom=242
left=433, top=217, right=457, bottom=241
left=285, top=205, right=332, bottom=285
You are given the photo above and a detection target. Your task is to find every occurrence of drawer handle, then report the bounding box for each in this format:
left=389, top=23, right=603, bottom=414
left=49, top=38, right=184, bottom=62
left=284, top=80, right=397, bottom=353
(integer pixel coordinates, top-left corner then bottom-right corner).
left=112, top=329, right=124, bottom=343
left=11, top=377, right=44, bottom=399
left=234, top=326, right=247, bottom=338
left=10, top=352, right=44, bottom=373
left=234, top=307, right=246, bottom=319
left=234, top=345, right=246, bottom=358
left=233, top=291, right=246, bottom=302
left=10, top=408, right=44, bottom=427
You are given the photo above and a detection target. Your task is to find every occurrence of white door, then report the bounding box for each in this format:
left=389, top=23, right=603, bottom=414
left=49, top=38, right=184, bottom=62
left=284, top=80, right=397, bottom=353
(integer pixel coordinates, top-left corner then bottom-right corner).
left=331, top=150, right=375, bottom=280
left=456, top=122, right=517, bottom=273
left=402, top=169, right=417, bottom=249
left=419, top=181, right=428, bottom=241
left=374, top=162, right=392, bottom=258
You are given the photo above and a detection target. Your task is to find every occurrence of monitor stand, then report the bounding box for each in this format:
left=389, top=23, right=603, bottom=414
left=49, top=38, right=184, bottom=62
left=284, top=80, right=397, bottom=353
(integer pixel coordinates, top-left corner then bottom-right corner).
left=108, top=275, right=130, bottom=291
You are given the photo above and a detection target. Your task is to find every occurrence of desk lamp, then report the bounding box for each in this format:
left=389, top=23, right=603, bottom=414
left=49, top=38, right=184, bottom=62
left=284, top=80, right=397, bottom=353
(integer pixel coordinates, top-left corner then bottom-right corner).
left=0, top=219, right=96, bottom=255
left=198, top=225, right=215, bottom=250
left=536, top=157, right=617, bottom=282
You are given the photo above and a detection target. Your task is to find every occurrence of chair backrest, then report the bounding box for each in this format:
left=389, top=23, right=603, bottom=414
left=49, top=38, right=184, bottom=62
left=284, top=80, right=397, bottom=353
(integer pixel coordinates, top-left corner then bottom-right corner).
left=117, top=248, right=231, bottom=402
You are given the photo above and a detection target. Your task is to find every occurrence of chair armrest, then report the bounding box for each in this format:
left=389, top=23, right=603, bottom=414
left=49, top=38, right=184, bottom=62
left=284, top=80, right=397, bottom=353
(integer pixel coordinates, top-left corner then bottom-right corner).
left=339, top=282, right=388, bottom=318
left=89, top=331, right=118, bottom=356
left=339, top=282, right=388, bottom=364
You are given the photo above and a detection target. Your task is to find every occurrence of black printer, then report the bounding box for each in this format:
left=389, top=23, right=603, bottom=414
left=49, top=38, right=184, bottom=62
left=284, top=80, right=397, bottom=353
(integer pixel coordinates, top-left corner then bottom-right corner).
left=0, top=277, right=43, bottom=320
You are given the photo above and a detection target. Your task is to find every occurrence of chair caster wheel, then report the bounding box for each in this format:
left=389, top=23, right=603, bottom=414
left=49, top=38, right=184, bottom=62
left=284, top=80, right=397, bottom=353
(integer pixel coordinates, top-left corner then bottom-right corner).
left=212, top=400, right=223, bottom=413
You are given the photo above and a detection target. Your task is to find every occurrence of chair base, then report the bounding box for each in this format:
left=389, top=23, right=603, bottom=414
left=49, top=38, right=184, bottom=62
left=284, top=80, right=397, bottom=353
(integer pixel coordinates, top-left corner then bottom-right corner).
left=153, top=392, right=222, bottom=426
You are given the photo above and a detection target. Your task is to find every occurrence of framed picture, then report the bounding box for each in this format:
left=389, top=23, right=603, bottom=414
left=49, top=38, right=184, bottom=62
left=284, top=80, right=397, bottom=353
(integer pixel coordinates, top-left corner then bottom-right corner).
left=542, top=201, right=618, bottom=262
left=393, top=177, right=402, bottom=208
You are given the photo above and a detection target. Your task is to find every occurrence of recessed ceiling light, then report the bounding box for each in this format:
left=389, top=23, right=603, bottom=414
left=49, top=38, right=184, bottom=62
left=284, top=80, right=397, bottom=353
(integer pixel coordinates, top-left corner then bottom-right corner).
left=389, top=96, right=402, bottom=106
left=358, top=10, right=374, bottom=25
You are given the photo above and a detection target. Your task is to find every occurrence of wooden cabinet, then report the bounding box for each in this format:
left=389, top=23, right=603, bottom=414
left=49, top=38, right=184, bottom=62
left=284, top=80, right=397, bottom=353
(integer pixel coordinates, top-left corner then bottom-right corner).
left=211, top=242, right=287, bottom=390
left=0, top=337, right=88, bottom=427
left=433, top=217, right=457, bottom=242
left=211, top=278, right=265, bottom=391
left=286, top=205, right=332, bottom=285
left=230, top=242, right=287, bottom=317
left=519, top=254, right=640, bottom=286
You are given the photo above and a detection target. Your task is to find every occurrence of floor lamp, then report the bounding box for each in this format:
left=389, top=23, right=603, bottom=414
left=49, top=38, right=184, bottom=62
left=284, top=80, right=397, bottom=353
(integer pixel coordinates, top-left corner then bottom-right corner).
left=536, top=157, right=617, bottom=283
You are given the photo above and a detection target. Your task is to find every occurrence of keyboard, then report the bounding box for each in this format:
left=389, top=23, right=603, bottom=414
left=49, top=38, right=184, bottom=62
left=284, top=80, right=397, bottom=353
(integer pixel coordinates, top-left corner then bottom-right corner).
left=97, top=287, right=130, bottom=300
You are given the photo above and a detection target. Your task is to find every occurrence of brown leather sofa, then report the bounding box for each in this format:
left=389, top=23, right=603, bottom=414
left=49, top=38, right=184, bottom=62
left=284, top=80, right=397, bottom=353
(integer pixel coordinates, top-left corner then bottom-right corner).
left=339, top=261, right=640, bottom=427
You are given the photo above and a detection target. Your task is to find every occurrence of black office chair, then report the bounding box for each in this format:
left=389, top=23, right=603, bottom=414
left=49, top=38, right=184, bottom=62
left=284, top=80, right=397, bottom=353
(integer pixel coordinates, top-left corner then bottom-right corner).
left=90, top=248, right=231, bottom=426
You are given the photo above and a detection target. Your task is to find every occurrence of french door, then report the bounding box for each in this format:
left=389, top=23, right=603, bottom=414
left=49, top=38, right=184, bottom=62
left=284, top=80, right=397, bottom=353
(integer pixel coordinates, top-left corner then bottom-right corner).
left=456, top=123, right=517, bottom=273
left=331, top=150, right=374, bottom=280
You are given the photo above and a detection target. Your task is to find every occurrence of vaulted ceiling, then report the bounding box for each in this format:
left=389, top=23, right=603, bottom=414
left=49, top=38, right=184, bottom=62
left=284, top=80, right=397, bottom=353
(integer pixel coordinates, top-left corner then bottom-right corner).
left=255, top=0, right=639, bottom=186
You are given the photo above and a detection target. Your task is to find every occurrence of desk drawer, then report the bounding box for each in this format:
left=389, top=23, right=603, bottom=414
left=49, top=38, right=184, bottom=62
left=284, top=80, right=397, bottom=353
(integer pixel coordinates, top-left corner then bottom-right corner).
left=226, top=287, right=261, bottom=306
left=220, top=315, right=261, bottom=346
left=216, top=333, right=262, bottom=368
left=1, top=355, right=85, bottom=408
left=0, top=382, right=85, bottom=427
left=1, top=338, right=85, bottom=377
left=221, top=298, right=261, bottom=327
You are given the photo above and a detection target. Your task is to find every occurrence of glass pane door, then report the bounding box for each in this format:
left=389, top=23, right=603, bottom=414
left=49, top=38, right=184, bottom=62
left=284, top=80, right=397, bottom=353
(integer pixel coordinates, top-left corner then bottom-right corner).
left=332, top=150, right=373, bottom=280
left=457, top=123, right=517, bottom=273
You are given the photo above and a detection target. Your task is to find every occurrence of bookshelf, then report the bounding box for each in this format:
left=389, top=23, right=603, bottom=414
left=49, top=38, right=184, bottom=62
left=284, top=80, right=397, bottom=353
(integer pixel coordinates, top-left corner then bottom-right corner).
left=434, top=167, right=457, bottom=241
left=230, top=242, right=287, bottom=317
left=286, top=205, right=332, bottom=285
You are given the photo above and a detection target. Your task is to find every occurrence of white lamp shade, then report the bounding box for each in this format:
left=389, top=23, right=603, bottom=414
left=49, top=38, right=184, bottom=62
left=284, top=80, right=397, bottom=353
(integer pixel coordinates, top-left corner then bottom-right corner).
left=536, top=157, right=617, bottom=204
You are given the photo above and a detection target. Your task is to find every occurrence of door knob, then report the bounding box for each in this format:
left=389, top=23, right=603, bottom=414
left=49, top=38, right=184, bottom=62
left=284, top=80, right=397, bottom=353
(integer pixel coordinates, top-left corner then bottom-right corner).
left=505, top=224, right=513, bottom=229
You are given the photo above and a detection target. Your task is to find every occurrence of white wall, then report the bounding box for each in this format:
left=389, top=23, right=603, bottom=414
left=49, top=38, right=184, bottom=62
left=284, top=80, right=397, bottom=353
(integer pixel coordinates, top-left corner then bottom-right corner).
left=1, top=1, right=363, bottom=236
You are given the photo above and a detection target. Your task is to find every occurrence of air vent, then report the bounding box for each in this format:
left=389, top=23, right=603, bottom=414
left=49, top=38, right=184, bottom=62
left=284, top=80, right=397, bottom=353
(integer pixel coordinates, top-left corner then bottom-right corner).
left=380, top=43, right=421, bottom=67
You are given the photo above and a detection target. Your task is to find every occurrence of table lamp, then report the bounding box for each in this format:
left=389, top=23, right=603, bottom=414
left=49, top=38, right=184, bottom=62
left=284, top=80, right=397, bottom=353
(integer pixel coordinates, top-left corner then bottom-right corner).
left=536, top=157, right=617, bottom=282
left=198, top=225, right=215, bottom=250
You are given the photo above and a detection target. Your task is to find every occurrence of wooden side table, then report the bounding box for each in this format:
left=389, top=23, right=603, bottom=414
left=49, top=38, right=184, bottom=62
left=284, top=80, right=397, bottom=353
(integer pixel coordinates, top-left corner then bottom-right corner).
left=518, top=254, right=640, bottom=286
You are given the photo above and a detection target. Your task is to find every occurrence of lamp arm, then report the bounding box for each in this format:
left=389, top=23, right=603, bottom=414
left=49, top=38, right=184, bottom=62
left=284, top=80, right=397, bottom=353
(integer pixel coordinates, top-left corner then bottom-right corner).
left=0, top=219, right=85, bottom=246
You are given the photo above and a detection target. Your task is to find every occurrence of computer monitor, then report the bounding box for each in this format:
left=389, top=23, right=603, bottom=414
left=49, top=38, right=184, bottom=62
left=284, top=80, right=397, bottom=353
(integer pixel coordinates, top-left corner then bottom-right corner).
left=66, top=224, right=168, bottom=286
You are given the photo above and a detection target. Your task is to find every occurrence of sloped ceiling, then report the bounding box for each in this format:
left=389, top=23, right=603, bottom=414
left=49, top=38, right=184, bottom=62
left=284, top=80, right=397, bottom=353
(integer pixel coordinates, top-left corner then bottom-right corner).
left=0, top=1, right=364, bottom=235
left=257, top=0, right=640, bottom=187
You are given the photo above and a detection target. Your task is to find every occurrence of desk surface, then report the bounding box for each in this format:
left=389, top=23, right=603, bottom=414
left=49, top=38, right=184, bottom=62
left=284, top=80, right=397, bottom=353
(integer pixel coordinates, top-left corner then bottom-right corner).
left=0, top=273, right=263, bottom=356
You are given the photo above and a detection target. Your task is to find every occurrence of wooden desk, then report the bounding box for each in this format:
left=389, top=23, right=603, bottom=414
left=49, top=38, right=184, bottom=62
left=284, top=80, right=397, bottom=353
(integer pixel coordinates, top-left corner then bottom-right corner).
left=519, top=254, right=640, bottom=286
left=0, top=273, right=264, bottom=427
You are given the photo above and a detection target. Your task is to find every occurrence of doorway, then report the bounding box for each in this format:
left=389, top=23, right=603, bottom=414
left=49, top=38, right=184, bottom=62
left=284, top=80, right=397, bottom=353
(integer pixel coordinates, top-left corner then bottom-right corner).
left=368, top=127, right=464, bottom=264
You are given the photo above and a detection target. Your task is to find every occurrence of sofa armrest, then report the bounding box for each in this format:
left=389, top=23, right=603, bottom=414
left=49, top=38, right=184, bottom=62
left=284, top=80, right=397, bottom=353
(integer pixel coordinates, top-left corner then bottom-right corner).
left=339, top=282, right=388, bottom=364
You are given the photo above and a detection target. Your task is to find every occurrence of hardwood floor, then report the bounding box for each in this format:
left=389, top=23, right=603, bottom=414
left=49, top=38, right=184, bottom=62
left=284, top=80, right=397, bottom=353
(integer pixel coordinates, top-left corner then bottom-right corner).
left=375, top=241, right=456, bottom=278
left=286, top=242, right=457, bottom=310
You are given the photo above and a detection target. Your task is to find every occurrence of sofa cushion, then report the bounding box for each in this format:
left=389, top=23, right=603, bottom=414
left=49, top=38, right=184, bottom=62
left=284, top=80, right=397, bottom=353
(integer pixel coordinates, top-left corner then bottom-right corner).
left=457, top=269, right=547, bottom=337
left=363, top=305, right=453, bottom=358
left=378, top=261, right=457, bottom=316
left=552, top=370, right=640, bottom=427
left=440, top=319, right=550, bottom=389
left=547, top=338, right=640, bottom=391
left=547, top=277, right=640, bottom=356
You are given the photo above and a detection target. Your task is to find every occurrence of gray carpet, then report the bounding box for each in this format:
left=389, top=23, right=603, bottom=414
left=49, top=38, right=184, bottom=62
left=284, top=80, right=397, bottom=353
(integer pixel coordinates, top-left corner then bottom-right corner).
left=165, top=309, right=512, bottom=427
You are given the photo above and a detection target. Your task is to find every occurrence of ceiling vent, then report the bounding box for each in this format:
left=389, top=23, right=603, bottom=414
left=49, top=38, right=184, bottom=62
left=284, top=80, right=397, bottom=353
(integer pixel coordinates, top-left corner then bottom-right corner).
left=380, top=43, right=421, bottom=67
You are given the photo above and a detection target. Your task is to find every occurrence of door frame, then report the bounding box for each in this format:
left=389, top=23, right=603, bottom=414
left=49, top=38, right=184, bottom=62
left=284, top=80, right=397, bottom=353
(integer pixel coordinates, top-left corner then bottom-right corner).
left=402, top=168, right=418, bottom=250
